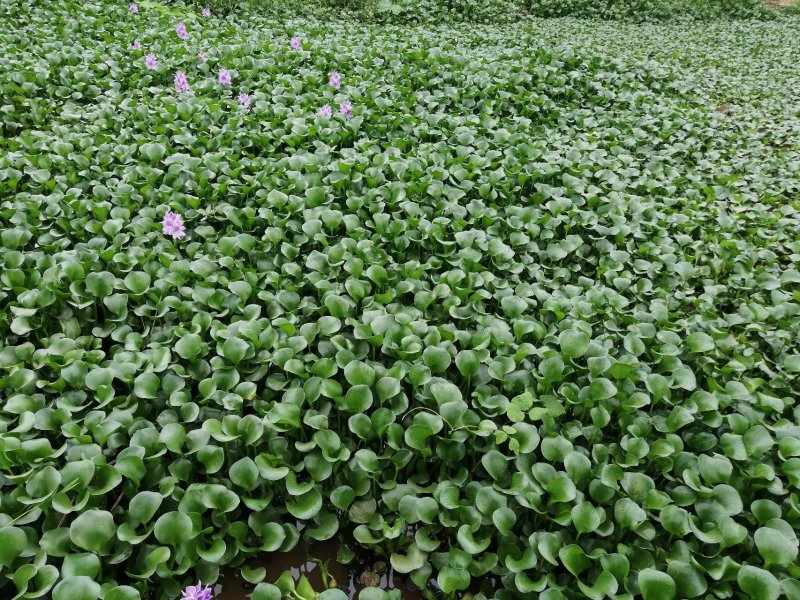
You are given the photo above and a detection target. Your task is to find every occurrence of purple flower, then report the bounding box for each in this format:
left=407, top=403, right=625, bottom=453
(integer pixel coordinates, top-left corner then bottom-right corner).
left=218, top=68, right=231, bottom=85
left=329, top=71, right=342, bottom=89
left=174, top=71, right=190, bottom=93
left=198, top=51, right=208, bottom=63
left=202, top=6, right=211, bottom=16
left=162, top=211, right=186, bottom=239
left=176, top=22, right=189, bottom=41
left=132, top=40, right=142, bottom=50
left=318, top=104, right=332, bottom=117
left=144, top=53, right=157, bottom=70
left=339, top=100, right=353, bottom=119
left=238, top=92, right=251, bottom=108
left=290, top=36, right=301, bottom=50
left=180, top=582, right=213, bottom=600
left=130, top=3, right=138, bottom=13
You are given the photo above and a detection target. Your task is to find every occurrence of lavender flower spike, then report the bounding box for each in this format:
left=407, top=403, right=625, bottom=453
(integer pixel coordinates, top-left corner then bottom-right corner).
left=130, top=3, right=138, bottom=13
left=174, top=71, right=190, bottom=94
left=162, top=211, right=186, bottom=239
left=238, top=92, right=251, bottom=108
left=198, top=51, right=208, bottom=63
left=340, top=100, right=353, bottom=119
left=202, top=7, right=211, bottom=16
left=329, top=71, right=342, bottom=89
left=176, top=22, right=189, bottom=41
left=318, top=105, right=332, bottom=117
left=218, top=68, right=231, bottom=85
left=180, top=582, right=213, bottom=600
left=290, top=36, right=301, bottom=50
left=144, top=53, right=157, bottom=70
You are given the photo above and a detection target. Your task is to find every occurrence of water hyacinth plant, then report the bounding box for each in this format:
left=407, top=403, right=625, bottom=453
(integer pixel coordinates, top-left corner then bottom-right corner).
left=129, top=2, right=137, bottom=13
left=202, top=6, right=211, bottom=17
left=238, top=91, right=251, bottom=107
left=176, top=21, right=188, bottom=41
left=329, top=71, right=342, bottom=88
left=198, top=50, right=208, bottom=62
left=1, top=0, right=800, bottom=599
left=290, top=35, right=301, bottom=49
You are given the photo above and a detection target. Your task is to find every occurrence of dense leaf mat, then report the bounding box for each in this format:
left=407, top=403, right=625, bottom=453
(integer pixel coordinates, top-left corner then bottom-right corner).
left=1, top=1, right=800, bottom=599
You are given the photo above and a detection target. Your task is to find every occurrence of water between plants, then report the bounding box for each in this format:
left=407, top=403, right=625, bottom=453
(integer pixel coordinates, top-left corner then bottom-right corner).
left=213, top=538, right=427, bottom=600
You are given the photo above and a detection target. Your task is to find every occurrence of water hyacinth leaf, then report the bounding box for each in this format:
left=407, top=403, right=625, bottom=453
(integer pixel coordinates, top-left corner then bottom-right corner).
left=0, top=527, right=27, bottom=567
left=754, top=527, right=799, bottom=565
left=438, top=567, right=470, bottom=593
left=252, top=583, right=282, bottom=600
left=230, top=457, right=260, bottom=490
left=153, top=511, right=193, bottom=546
left=481, top=450, right=507, bottom=480
left=128, top=491, right=162, bottom=524
left=105, top=586, right=142, bottom=600
left=638, top=569, right=676, bottom=600
left=242, top=566, right=267, bottom=584
left=559, top=330, right=590, bottom=359
left=52, top=576, right=101, bottom=600
left=344, top=361, right=376, bottom=386
left=493, top=507, right=517, bottom=535
left=287, top=488, right=323, bottom=520
left=737, top=566, right=781, bottom=600
left=69, top=510, right=115, bottom=554
left=123, top=272, right=151, bottom=295
left=222, top=337, right=250, bottom=363
left=666, top=561, right=707, bottom=598
left=390, top=543, right=427, bottom=573
left=175, top=334, right=204, bottom=361
left=687, top=332, right=715, bottom=353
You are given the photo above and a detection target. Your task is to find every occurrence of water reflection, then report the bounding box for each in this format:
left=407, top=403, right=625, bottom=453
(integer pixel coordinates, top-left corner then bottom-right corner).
left=214, top=538, right=426, bottom=600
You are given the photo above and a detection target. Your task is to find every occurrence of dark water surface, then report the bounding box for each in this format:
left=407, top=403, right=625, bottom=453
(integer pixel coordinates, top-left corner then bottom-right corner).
left=214, top=539, right=426, bottom=600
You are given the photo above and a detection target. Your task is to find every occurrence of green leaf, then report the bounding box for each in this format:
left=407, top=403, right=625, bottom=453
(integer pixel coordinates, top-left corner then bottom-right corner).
left=559, top=330, right=590, bottom=359
left=105, top=587, right=142, bottom=600
left=52, top=576, right=101, bottom=600
left=252, top=583, right=282, bottom=600
left=123, top=272, right=151, bottom=295
left=222, top=337, right=250, bottom=363
left=0, top=527, right=27, bottom=566
left=286, top=488, right=322, bottom=520
left=133, top=372, right=160, bottom=399
left=754, top=527, right=798, bottom=565
left=69, top=510, right=115, bottom=553
left=481, top=450, right=507, bottom=480
left=128, top=491, right=162, bottom=524
left=390, top=543, right=427, bottom=573
left=154, top=511, right=193, bottom=546
left=230, top=457, right=260, bottom=490
left=588, top=377, right=617, bottom=400
left=687, top=331, right=714, bottom=352
left=737, top=566, right=781, bottom=600
left=175, top=333, right=204, bottom=361
left=638, top=569, right=676, bottom=600
left=438, top=567, right=470, bottom=593
left=344, top=360, right=376, bottom=386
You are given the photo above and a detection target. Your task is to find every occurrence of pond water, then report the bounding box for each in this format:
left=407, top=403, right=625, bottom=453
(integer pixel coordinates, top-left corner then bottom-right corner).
left=213, top=539, right=426, bottom=600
